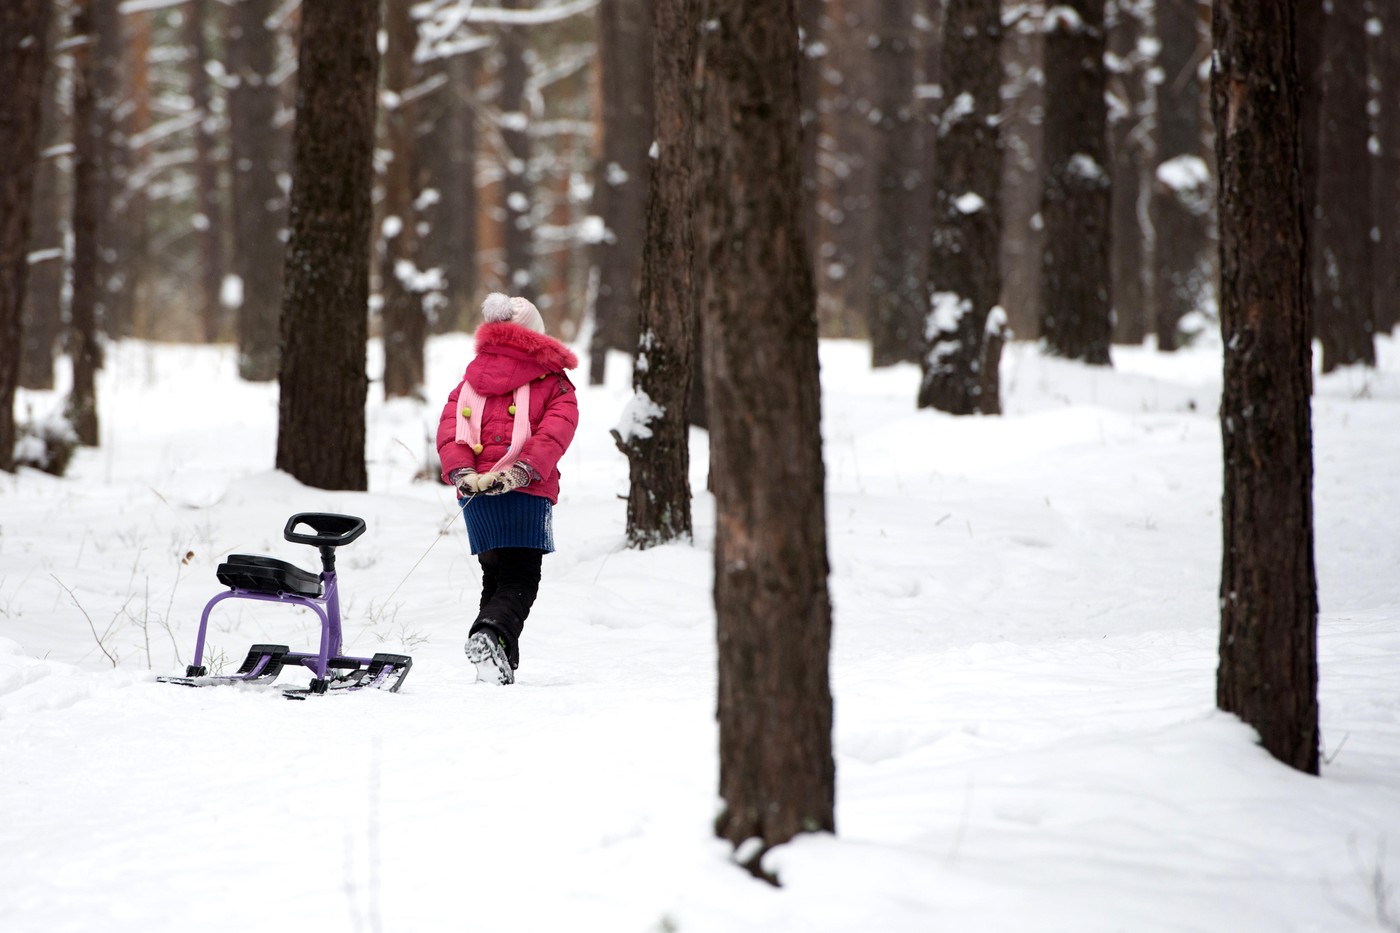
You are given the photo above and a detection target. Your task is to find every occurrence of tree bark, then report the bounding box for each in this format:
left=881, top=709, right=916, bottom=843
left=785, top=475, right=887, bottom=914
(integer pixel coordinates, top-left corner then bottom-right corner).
left=1212, top=0, right=1319, bottom=775
left=1314, top=0, right=1375, bottom=371
left=19, top=0, right=64, bottom=391
left=229, top=0, right=288, bottom=380
left=587, top=0, right=654, bottom=385
left=1038, top=0, right=1113, bottom=365
left=419, top=51, right=480, bottom=333
left=496, top=0, right=534, bottom=300
left=920, top=0, right=1004, bottom=413
left=186, top=0, right=226, bottom=343
left=68, top=0, right=105, bottom=447
left=1106, top=0, right=1152, bottom=344
left=0, top=0, right=52, bottom=471
left=1151, top=0, right=1213, bottom=351
left=275, top=0, right=380, bottom=491
left=867, top=0, right=924, bottom=368
left=1372, top=0, right=1400, bottom=336
left=695, top=0, right=835, bottom=875
left=380, top=0, right=428, bottom=400
left=613, top=0, right=696, bottom=550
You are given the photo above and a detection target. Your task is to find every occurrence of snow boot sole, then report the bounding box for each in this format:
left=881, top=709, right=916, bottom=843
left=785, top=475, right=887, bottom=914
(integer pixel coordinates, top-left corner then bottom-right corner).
left=466, top=631, right=515, bottom=685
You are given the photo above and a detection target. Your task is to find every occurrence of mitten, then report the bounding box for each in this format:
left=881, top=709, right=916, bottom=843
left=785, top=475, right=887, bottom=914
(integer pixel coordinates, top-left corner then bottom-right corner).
left=479, top=463, right=532, bottom=495
left=450, top=468, right=478, bottom=497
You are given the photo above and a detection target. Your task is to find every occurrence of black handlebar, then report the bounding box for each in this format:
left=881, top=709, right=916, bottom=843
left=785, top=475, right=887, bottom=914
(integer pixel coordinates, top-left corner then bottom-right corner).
left=283, top=513, right=367, bottom=548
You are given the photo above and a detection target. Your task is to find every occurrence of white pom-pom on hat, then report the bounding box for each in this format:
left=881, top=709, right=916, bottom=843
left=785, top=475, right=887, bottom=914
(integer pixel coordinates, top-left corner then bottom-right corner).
left=480, top=291, right=545, bottom=333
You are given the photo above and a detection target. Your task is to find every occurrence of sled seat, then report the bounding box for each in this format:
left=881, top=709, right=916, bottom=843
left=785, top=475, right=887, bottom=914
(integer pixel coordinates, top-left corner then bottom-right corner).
left=216, top=554, right=322, bottom=598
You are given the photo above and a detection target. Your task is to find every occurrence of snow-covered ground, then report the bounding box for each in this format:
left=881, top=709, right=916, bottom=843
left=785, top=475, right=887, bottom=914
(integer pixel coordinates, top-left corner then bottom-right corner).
left=2, top=331, right=1398, bottom=932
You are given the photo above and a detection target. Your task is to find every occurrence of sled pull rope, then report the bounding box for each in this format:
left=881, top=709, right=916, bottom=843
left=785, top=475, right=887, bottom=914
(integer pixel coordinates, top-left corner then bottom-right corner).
left=379, top=494, right=475, bottom=609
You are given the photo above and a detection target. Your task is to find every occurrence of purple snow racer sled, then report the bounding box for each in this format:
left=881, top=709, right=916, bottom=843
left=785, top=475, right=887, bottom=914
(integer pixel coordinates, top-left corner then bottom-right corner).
left=159, top=512, right=411, bottom=699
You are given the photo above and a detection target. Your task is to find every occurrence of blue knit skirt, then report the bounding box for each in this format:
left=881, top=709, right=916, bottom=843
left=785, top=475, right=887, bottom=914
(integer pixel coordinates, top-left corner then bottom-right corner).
left=460, top=490, right=555, bottom=555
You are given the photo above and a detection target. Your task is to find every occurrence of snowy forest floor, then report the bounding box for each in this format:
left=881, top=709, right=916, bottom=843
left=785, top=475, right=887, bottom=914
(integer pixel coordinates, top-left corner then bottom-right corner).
left=2, top=332, right=1398, bottom=932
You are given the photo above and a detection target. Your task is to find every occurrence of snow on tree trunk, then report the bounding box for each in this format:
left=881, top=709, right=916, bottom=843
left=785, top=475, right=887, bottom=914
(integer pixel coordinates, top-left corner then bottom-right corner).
left=921, top=0, right=1004, bottom=413
left=1212, top=0, right=1319, bottom=776
left=1038, top=0, right=1113, bottom=365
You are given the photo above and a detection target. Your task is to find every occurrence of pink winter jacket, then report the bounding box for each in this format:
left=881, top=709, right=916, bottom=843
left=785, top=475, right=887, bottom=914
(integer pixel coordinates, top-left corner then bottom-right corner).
left=436, top=322, right=579, bottom=504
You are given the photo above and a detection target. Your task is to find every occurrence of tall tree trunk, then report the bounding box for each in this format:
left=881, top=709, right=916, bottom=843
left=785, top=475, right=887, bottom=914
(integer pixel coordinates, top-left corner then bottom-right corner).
left=229, top=0, right=287, bottom=380
left=186, top=0, right=225, bottom=343
left=1151, top=0, right=1212, bottom=351
left=998, top=1, right=1046, bottom=340
left=1038, top=0, right=1113, bottom=364
left=920, top=0, right=1005, bottom=413
left=496, top=0, right=534, bottom=299
left=695, top=0, right=836, bottom=876
left=867, top=0, right=924, bottom=368
left=69, top=0, right=105, bottom=446
left=814, top=0, right=876, bottom=338
left=612, top=0, right=696, bottom=550
left=92, top=0, right=131, bottom=340
left=1372, top=0, right=1400, bottom=336
left=1212, top=0, right=1319, bottom=775
left=1106, top=0, right=1153, bottom=344
left=587, top=0, right=655, bottom=385
left=275, top=0, right=380, bottom=491
left=797, top=0, right=823, bottom=268
left=380, top=0, right=427, bottom=399
left=19, top=0, right=66, bottom=391
left=0, top=0, right=52, bottom=471
left=1314, top=0, right=1375, bottom=371
left=419, top=51, right=480, bottom=332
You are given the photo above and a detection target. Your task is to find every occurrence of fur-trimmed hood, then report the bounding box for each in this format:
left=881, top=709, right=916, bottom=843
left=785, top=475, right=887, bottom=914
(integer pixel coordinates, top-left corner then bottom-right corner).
left=466, top=321, right=578, bottom=395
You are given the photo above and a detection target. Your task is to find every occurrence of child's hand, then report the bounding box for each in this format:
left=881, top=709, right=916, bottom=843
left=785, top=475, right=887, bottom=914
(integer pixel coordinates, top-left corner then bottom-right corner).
left=452, top=468, right=478, bottom=497
left=477, top=464, right=532, bottom=495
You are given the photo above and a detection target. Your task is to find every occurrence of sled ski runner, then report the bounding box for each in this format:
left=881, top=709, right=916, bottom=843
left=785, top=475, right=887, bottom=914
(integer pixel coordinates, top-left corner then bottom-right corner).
left=157, top=513, right=413, bottom=699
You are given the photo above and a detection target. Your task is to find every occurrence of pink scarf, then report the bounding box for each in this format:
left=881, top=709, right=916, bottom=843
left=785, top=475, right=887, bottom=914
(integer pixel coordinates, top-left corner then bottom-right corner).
left=455, top=381, right=532, bottom=472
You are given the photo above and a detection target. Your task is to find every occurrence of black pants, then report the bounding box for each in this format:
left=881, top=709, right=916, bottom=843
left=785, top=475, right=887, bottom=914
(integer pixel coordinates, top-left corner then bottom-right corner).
left=470, top=547, right=542, bottom=669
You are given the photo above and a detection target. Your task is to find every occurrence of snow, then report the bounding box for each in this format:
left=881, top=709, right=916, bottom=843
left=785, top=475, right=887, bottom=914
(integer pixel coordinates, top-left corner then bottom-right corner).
left=1155, top=155, right=1210, bottom=194
left=4, top=331, right=1400, bottom=932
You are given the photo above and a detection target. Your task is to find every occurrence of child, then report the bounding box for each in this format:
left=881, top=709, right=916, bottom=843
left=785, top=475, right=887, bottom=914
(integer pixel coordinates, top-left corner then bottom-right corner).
left=437, top=292, right=579, bottom=684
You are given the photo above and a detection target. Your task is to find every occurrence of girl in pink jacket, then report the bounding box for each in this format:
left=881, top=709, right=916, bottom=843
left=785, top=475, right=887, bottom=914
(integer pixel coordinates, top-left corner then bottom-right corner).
left=437, top=293, right=579, bottom=684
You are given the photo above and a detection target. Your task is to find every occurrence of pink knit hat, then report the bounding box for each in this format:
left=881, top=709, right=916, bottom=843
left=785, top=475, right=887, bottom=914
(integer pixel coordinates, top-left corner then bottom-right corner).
left=481, top=292, right=545, bottom=333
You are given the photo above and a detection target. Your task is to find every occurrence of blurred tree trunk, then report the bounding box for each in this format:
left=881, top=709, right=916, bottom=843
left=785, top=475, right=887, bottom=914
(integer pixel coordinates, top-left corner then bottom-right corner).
left=1106, top=0, right=1153, bottom=344
left=998, top=2, right=1046, bottom=341
left=380, top=0, right=427, bottom=399
left=186, top=0, right=225, bottom=343
left=1372, top=0, right=1400, bottom=337
left=1151, top=0, right=1212, bottom=351
left=613, top=0, right=696, bottom=549
left=1212, top=0, right=1319, bottom=776
left=814, top=0, right=876, bottom=338
left=20, top=2, right=67, bottom=391
left=125, top=8, right=152, bottom=337
left=68, top=0, right=104, bottom=446
left=229, top=0, right=287, bottom=380
left=695, top=0, right=835, bottom=875
left=275, top=0, right=380, bottom=491
left=1314, top=0, right=1375, bottom=372
left=1038, top=1, right=1112, bottom=364
left=797, top=0, right=823, bottom=265
left=93, top=0, right=132, bottom=339
left=920, top=0, right=1005, bottom=413
left=420, top=51, right=480, bottom=333
left=0, top=0, right=52, bottom=471
left=587, top=0, right=654, bottom=385
left=867, top=0, right=924, bottom=368
left=496, top=0, right=534, bottom=299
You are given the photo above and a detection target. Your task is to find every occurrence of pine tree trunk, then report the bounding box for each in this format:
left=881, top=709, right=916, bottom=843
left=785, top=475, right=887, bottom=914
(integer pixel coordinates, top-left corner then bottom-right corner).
left=1106, top=0, right=1152, bottom=344
left=868, top=0, right=924, bottom=369
left=613, top=0, right=696, bottom=550
left=1038, top=0, right=1112, bottom=364
left=229, top=0, right=287, bottom=380
left=380, top=0, right=427, bottom=400
left=497, top=0, right=533, bottom=299
left=1151, top=0, right=1212, bottom=351
left=68, top=0, right=104, bottom=447
left=1212, top=0, right=1319, bottom=775
left=419, top=51, right=480, bottom=332
left=921, top=0, right=1004, bottom=413
left=1372, top=0, right=1400, bottom=336
left=275, top=0, right=380, bottom=491
left=0, top=0, right=51, bottom=471
left=19, top=1, right=65, bottom=391
left=93, top=0, right=132, bottom=339
left=1315, top=0, right=1375, bottom=371
left=695, top=0, right=835, bottom=874
left=186, top=0, right=225, bottom=343
left=587, top=0, right=654, bottom=385
left=998, top=0, right=1047, bottom=341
